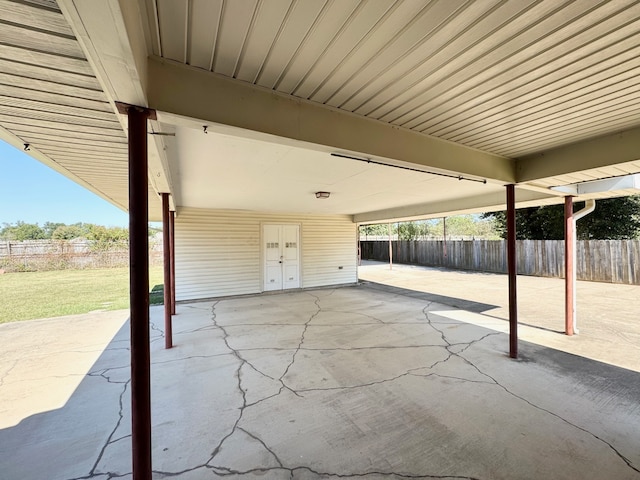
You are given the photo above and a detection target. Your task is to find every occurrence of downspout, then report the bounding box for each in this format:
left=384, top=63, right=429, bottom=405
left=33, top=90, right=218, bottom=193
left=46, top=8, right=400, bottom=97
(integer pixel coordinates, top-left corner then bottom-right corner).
left=388, top=223, right=393, bottom=270
left=568, top=199, right=596, bottom=334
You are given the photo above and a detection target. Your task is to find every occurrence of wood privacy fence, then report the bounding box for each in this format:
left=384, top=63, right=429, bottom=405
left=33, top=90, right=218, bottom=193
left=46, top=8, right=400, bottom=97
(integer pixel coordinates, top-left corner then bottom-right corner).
left=360, top=240, right=640, bottom=285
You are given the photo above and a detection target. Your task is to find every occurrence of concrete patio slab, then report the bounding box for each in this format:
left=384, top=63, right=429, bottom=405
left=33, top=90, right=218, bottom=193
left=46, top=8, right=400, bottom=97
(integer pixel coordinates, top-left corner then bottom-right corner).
left=1, top=284, right=639, bottom=480
left=359, top=261, right=640, bottom=373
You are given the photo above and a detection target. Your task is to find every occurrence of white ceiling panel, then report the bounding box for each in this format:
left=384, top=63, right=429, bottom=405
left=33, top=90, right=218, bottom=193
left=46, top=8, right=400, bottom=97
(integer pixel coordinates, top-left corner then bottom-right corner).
left=254, top=0, right=328, bottom=89
left=169, top=124, right=505, bottom=216
left=187, top=0, right=223, bottom=70
left=212, top=0, right=259, bottom=77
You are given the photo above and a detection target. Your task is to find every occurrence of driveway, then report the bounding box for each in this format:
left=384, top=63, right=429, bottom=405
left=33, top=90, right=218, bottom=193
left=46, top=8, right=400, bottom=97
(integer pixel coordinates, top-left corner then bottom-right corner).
left=1, top=284, right=639, bottom=479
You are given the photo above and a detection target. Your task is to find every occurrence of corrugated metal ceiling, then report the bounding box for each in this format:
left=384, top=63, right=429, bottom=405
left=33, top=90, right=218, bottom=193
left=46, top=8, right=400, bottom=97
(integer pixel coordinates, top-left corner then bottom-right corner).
left=146, top=0, right=640, bottom=158
left=0, top=0, right=161, bottom=218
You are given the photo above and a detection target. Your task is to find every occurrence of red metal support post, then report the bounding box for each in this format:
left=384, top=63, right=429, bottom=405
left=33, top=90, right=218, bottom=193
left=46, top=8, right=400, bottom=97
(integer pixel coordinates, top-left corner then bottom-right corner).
left=169, top=210, right=176, bottom=315
left=126, top=104, right=153, bottom=480
left=564, top=196, right=574, bottom=336
left=506, top=184, right=518, bottom=359
left=161, top=193, right=173, bottom=348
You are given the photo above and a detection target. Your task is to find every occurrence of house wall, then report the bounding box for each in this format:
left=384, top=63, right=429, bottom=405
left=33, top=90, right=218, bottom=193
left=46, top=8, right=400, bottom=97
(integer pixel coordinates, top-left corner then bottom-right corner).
left=174, top=207, right=357, bottom=301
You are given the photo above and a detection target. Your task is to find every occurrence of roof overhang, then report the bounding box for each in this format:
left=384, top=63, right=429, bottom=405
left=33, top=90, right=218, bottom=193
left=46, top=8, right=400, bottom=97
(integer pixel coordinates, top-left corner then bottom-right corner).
left=550, top=173, right=640, bottom=196
left=2, top=0, right=640, bottom=224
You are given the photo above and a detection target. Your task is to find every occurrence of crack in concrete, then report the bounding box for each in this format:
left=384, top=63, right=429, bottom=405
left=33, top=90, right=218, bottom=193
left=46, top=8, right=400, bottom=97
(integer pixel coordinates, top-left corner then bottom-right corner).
left=190, top=294, right=486, bottom=480
left=64, top=380, right=131, bottom=480
left=188, top=464, right=482, bottom=479
left=278, top=291, right=325, bottom=383
left=151, top=352, right=234, bottom=366
left=0, top=358, right=18, bottom=387
left=175, top=324, right=219, bottom=334
left=68, top=292, right=637, bottom=480
left=318, top=309, right=387, bottom=325
left=237, top=426, right=284, bottom=468
left=419, top=303, right=639, bottom=475
left=299, top=344, right=448, bottom=351
left=87, top=368, right=129, bottom=385
left=460, top=351, right=640, bottom=474
left=149, top=320, right=165, bottom=343
left=90, top=379, right=130, bottom=477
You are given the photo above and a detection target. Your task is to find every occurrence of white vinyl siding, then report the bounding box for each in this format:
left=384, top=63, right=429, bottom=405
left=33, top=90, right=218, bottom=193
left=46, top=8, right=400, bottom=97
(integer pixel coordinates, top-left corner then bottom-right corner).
left=174, top=208, right=357, bottom=301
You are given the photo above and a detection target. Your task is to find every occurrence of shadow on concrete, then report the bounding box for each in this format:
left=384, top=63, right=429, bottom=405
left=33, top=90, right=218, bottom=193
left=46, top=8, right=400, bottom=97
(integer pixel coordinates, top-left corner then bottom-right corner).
left=361, top=279, right=500, bottom=313
left=362, top=279, right=566, bottom=334
left=1, top=290, right=639, bottom=480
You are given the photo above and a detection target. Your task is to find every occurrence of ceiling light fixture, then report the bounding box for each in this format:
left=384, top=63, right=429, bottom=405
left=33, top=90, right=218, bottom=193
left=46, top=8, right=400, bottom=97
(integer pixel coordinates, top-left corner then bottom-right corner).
left=315, top=191, right=330, bottom=199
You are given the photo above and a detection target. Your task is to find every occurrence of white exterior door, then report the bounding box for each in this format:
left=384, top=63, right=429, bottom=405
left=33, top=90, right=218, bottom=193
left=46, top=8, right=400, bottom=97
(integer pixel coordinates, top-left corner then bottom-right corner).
left=263, top=224, right=300, bottom=291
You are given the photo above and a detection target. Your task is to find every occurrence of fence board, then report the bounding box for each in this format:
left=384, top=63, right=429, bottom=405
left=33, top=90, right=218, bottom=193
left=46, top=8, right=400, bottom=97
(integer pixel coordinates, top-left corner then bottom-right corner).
left=360, top=240, right=640, bottom=285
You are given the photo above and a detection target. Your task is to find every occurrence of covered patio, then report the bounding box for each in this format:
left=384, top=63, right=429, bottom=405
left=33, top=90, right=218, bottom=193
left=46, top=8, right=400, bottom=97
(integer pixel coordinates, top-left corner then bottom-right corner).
left=3, top=1, right=640, bottom=478
left=2, top=278, right=639, bottom=479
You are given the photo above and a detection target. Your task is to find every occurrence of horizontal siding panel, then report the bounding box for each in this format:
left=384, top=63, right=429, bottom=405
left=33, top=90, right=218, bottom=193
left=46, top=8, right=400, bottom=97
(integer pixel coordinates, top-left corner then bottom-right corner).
left=175, top=208, right=357, bottom=301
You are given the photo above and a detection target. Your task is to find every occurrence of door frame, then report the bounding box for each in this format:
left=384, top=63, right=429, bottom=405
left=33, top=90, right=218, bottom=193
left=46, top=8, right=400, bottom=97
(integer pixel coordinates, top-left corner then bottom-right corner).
left=260, top=222, right=302, bottom=292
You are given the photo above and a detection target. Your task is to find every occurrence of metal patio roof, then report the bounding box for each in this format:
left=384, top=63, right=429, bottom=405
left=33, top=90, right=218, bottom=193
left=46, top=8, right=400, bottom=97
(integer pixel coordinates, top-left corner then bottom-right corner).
left=2, top=0, right=640, bottom=222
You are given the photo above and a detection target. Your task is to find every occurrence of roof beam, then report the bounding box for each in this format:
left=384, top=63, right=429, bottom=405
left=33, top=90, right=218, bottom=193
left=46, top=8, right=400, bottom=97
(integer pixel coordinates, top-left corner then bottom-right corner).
left=146, top=57, right=515, bottom=184
left=515, top=126, right=640, bottom=183
left=354, top=188, right=560, bottom=224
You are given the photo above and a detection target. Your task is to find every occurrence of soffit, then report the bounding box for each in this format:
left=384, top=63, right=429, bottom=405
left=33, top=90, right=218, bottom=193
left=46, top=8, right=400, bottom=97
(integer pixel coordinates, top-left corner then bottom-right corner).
left=0, top=0, right=162, bottom=220
left=146, top=0, right=640, bottom=159
left=167, top=123, right=505, bottom=216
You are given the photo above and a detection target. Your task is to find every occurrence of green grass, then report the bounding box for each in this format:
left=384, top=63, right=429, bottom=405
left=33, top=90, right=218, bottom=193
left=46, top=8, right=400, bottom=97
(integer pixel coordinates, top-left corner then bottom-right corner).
left=0, top=266, right=164, bottom=323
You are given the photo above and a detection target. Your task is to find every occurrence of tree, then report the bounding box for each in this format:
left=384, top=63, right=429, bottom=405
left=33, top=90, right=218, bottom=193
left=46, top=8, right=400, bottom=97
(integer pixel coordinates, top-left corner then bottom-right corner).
left=42, top=222, right=65, bottom=238
left=424, top=215, right=499, bottom=239
left=86, top=224, right=128, bottom=250
left=51, top=224, right=88, bottom=240
left=0, top=221, right=46, bottom=240
left=359, top=224, right=389, bottom=238
left=578, top=196, right=640, bottom=239
left=397, top=221, right=424, bottom=240
left=483, top=195, right=640, bottom=240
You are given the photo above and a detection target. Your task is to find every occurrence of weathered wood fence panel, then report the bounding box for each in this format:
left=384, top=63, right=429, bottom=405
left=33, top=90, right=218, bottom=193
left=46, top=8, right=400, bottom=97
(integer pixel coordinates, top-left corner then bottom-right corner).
left=360, top=240, right=640, bottom=285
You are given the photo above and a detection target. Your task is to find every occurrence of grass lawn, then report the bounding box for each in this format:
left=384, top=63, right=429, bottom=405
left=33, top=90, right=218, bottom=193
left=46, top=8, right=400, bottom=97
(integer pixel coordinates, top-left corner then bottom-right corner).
left=0, top=265, right=164, bottom=323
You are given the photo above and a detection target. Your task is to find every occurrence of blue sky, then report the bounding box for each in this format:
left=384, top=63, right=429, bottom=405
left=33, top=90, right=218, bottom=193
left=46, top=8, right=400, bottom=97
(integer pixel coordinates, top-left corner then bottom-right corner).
left=0, top=140, right=130, bottom=227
